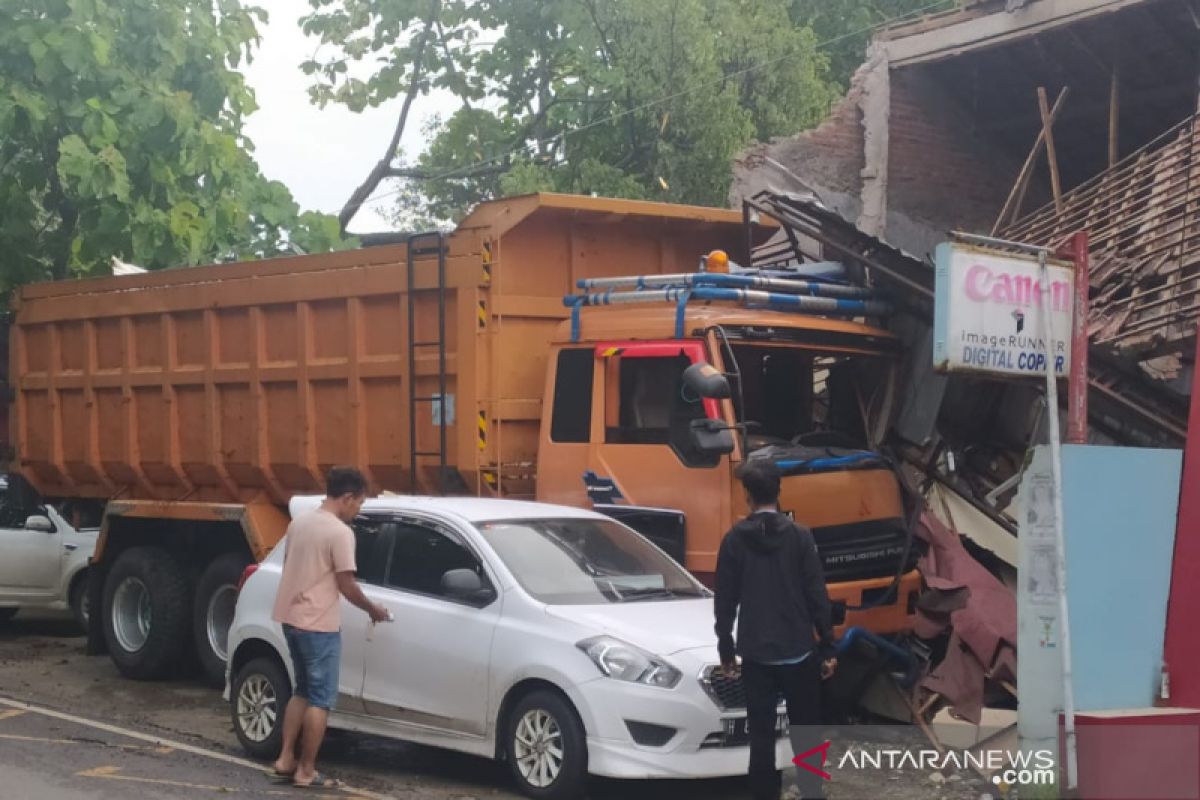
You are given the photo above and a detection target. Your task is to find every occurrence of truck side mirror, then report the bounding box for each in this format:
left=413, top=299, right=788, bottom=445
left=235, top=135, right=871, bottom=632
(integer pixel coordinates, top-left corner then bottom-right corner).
left=682, top=362, right=731, bottom=399
left=689, top=418, right=735, bottom=455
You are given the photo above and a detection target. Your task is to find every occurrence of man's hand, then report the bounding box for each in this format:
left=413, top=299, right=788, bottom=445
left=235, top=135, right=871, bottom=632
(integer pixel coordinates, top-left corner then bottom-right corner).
left=720, top=659, right=741, bottom=680
left=821, top=657, right=838, bottom=680
left=368, top=602, right=390, bottom=623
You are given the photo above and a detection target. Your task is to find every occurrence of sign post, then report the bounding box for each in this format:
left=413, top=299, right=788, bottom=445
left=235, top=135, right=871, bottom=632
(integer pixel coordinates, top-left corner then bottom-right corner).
left=934, top=232, right=1080, bottom=790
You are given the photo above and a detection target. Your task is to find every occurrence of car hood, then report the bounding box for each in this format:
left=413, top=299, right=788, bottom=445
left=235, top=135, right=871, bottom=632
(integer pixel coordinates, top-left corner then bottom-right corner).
left=544, top=597, right=718, bottom=657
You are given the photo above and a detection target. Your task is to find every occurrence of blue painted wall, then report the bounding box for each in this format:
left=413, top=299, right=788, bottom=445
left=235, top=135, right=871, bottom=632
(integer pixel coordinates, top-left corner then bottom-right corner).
left=1062, top=444, right=1182, bottom=710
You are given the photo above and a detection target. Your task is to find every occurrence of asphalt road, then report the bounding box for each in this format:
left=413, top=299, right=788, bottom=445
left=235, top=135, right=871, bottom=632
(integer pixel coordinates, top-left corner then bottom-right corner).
left=0, top=610, right=993, bottom=800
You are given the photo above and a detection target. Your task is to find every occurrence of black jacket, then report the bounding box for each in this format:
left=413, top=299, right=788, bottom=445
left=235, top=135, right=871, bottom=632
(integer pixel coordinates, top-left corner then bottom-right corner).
left=714, top=511, right=835, bottom=665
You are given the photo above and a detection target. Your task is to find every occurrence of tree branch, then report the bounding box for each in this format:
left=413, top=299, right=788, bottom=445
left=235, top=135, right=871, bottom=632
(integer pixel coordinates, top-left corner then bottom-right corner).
left=337, top=0, right=439, bottom=232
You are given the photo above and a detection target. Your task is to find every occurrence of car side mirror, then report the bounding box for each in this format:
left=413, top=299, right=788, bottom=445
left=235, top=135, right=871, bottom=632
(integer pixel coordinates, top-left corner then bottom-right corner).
left=682, top=362, right=731, bottom=399
left=24, top=514, right=54, bottom=533
left=689, top=418, right=735, bottom=455
left=441, top=568, right=496, bottom=605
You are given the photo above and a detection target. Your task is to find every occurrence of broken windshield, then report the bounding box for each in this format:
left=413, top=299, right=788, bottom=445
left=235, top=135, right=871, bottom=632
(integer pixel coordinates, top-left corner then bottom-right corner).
left=725, top=344, right=895, bottom=452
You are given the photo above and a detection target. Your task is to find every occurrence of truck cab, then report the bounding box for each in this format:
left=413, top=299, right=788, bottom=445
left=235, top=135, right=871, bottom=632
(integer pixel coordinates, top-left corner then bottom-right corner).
left=537, top=303, right=920, bottom=635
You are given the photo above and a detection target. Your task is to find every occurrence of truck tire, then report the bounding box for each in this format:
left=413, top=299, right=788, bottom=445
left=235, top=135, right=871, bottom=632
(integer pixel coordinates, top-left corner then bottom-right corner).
left=193, top=553, right=251, bottom=687
left=231, top=655, right=291, bottom=760
left=103, top=547, right=190, bottom=680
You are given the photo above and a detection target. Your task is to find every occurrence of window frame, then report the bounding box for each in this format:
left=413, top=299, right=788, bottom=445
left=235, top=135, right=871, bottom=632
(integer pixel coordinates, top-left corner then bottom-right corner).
left=376, top=513, right=499, bottom=608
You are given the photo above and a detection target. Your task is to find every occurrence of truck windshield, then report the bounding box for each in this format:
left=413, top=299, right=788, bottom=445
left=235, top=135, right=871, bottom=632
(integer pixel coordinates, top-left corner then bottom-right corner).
left=477, top=517, right=709, bottom=605
left=726, top=344, right=893, bottom=452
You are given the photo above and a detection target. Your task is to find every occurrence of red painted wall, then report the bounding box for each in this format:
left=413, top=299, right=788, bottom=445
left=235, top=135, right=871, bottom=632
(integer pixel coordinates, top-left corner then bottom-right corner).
left=1163, top=331, right=1200, bottom=707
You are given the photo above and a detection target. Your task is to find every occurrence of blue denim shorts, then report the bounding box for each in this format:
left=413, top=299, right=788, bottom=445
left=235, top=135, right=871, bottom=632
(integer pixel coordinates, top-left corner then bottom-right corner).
left=282, top=624, right=341, bottom=710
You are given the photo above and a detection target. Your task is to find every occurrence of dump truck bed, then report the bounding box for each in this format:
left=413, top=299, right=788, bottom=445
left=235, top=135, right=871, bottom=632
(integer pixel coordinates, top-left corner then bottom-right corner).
left=10, top=193, right=760, bottom=503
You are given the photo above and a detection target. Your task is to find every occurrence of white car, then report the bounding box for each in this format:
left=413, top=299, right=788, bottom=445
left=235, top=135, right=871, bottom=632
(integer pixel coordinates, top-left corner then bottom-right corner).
left=0, top=477, right=99, bottom=628
left=226, top=496, right=791, bottom=799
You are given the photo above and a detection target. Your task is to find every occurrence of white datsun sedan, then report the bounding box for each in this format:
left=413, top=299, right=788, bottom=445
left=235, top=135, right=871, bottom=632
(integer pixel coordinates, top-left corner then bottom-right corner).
left=226, top=496, right=790, bottom=799
left=0, top=476, right=98, bottom=628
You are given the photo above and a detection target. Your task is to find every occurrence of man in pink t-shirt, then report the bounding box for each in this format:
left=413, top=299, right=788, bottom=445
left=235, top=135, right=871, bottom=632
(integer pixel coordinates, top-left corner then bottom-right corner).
left=270, top=466, right=387, bottom=789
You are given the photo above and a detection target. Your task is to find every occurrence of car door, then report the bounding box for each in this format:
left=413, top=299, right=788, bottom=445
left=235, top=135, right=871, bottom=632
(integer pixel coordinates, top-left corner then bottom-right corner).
left=360, top=516, right=502, bottom=737
left=0, top=485, right=62, bottom=599
left=333, top=515, right=395, bottom=714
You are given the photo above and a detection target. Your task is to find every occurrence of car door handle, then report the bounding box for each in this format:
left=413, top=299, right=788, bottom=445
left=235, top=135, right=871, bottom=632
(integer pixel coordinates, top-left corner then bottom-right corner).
left=64, top=543, right=78, bottom=552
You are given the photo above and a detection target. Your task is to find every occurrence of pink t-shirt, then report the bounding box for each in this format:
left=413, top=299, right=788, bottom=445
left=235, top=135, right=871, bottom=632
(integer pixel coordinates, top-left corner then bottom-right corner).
left=271, top=508, right=357, bottom=633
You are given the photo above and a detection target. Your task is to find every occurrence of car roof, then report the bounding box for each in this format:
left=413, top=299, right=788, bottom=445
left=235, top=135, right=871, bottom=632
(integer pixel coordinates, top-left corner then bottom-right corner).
left=287, top=494, right=605, bottom=524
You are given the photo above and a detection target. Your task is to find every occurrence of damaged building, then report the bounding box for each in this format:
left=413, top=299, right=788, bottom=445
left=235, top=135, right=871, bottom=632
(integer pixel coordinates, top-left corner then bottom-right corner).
left=731, top=0, right=1200, bottom=744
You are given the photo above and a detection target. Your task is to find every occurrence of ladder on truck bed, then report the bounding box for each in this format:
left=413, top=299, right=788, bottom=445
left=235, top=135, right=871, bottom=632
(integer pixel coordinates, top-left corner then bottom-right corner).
left=406, top=231, right=460, bottom=493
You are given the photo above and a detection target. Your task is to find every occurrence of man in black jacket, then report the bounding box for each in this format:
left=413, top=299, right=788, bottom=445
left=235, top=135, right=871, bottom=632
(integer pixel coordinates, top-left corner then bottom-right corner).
left=715, top=459, right=836, bottom=800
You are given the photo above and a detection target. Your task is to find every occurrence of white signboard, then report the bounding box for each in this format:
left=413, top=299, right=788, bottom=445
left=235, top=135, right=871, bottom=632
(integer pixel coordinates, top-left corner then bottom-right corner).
left=933, top=243, right=1074, bottom=377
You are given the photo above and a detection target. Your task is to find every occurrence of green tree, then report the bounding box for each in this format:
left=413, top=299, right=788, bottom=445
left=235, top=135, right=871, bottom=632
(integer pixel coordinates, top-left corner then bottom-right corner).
left=0, top=0, right=350, bottom=294
left=789, top=0, right=955, bottom=87
left=302, top=0, right=839, bottom=224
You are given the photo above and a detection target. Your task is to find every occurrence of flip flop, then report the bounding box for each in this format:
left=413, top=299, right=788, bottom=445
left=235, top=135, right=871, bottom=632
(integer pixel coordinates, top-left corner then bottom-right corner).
left=293, top=773, right=342, bottom=789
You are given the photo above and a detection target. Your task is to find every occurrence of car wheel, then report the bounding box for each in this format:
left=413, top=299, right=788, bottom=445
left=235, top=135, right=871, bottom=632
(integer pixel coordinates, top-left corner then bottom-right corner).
left=231, top=656, right=291, bottom=760
left=0, top=608, right=17, bottom=625
left=102, top=547, right=190, bottom=679
left=505, top=689, right=588, bottom=800
left=192, top=553, right=251, bottom=687
left=70, top=572, right=91, bottom=631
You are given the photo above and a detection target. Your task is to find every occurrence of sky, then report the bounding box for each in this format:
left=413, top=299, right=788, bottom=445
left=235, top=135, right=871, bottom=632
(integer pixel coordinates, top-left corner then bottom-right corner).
left=243, top=0, right=458, bottom=233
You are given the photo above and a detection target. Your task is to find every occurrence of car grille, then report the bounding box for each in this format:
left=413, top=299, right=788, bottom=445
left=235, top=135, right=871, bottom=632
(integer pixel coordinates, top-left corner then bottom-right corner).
left=700, top=666, right=748, bottom=710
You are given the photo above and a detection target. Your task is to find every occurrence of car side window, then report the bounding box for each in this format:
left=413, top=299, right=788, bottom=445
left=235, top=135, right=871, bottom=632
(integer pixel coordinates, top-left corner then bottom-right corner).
left=0, top=478, right=40, bottom=529
left=385, top=521, right=490, bottom=601
left=351, top=517, right=395, bottom=586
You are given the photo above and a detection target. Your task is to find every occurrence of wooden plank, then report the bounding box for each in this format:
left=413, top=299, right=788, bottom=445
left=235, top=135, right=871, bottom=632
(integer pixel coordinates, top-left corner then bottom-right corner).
left=992, top=87, right=1069, bottom=235
left=1039, top=87, right=1065, bottom=214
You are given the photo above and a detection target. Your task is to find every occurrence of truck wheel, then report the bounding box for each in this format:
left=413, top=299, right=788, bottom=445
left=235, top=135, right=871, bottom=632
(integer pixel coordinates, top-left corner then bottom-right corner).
left=70, top=572, right=91, bottom=631
left=505, top=689, right=588, bottom=800
left=231, top=655, right=291, bottom=760
left=103, top=547, right=190, bottom=680
left=193, top=553, right=251, bottom=687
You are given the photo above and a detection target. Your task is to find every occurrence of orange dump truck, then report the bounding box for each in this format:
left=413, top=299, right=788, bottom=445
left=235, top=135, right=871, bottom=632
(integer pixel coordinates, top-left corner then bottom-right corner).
left=9, top=193, right=920, bottom=683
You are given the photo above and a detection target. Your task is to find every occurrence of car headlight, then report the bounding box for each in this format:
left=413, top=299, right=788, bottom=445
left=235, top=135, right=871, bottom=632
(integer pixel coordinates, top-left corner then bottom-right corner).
left=576, top=636, right=681, bottom=689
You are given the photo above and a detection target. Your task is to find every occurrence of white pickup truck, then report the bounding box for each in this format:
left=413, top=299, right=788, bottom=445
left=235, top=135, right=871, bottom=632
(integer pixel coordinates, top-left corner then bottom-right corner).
left=0, top=476, right=99, bottom=629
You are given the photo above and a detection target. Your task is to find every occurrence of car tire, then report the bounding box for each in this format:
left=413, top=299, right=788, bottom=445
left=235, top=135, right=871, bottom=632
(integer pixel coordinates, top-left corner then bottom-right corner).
left=102, top=547, right=190, bottom=679
left=69, top=572, right=90, bottom=631
left=505, top=689, right=588, bottom=800
left=231, top=655, right=291, bottom=760
left=0, top=608, right=17, bottom=625
left=192, top=553, right=251, bottom=687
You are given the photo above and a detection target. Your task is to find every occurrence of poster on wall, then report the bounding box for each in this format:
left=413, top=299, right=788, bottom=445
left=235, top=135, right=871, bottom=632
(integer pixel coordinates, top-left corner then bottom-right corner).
left=933, top=243, right=1075, bottom=378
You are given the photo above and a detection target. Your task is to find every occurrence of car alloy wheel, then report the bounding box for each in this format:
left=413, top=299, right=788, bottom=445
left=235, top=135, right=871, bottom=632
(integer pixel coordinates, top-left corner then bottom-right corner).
left=513, top=708, right=564, bottom=788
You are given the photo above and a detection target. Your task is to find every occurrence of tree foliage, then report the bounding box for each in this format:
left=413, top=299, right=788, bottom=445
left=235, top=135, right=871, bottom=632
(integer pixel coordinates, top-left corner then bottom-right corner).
left=0, top=0, right=350, bottom=293
left=302, top=0, right=843, bottom=224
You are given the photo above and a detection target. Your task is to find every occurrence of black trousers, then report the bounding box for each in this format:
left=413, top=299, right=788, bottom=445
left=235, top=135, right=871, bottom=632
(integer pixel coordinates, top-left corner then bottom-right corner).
left=742, top=657, right=823, bottom=800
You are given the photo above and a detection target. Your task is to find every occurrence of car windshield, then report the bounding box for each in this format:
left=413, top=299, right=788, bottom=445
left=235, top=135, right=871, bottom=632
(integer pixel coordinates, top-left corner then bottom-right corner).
left=476, top=517, right=709, bottom=605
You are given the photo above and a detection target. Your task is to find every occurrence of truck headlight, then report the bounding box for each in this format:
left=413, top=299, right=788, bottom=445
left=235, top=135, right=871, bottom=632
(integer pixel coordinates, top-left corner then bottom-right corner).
left=577, top=636, right=681, bottom=689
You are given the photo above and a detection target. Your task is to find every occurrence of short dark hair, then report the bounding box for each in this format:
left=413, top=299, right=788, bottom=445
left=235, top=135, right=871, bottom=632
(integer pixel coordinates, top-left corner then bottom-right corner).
left=737, top=459, right=781, bottom=507
left=325, top=466, right=367, bottom=498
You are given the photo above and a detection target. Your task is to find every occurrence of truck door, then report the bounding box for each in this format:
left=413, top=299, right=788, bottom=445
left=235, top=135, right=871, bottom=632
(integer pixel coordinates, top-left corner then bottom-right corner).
left=586, top=341, right=733, bottom=580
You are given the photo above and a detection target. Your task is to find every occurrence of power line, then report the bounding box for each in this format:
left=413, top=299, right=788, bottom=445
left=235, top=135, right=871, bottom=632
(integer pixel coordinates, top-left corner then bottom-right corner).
left=360, top=0, right=954, bottom=210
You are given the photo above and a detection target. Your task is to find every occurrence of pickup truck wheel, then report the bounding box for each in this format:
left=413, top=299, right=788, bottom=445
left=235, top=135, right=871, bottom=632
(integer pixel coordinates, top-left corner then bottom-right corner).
left=103, top=547, right=190, bottom=679
left=231, top=656, right=291, bottom=760
left=0, top=608, right=16, bottom=624
left=193, top=553, right=251, bottom=687
left=505, top=689, right=588, bottom=800
left=70, top=573, right=91, bottom=631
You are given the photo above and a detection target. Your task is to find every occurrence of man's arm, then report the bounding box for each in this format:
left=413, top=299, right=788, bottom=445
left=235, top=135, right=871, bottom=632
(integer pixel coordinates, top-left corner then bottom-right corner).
left=713, top=534, right=742, bottom=670
left=797, top=528, right=835, bottom=656
left=335, top=571, right=388, bottom=622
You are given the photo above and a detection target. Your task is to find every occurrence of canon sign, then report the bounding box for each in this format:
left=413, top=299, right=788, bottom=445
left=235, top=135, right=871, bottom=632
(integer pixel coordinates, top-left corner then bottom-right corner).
left=933, top=243, right=1075, bottom=378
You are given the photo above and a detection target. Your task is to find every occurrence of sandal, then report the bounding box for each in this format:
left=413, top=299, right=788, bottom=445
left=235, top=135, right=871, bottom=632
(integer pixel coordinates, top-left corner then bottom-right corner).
left=293, top=773, right=342, bottom=789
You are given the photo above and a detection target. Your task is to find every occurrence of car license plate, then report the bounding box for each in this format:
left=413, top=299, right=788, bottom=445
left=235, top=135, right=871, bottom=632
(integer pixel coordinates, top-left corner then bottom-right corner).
left=723, top=713, right=788, bottom=747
